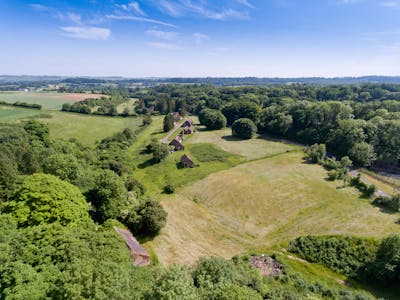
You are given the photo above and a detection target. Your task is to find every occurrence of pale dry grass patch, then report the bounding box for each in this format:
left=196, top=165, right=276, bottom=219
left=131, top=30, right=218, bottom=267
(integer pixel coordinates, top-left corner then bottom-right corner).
left=147, top=152, right=400, bottom=265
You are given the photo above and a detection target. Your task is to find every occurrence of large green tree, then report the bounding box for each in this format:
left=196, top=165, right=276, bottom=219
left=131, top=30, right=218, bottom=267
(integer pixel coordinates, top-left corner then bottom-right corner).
left=163, top=114, right=175, bottom=132
left=1, top=173, right=89, bottom=227
left=232, top=118, right=257, bottom=139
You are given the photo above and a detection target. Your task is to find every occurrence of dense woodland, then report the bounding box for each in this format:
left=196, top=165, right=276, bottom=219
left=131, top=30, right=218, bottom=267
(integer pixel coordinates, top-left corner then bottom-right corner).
left=136, top=83, right=400, bottom=170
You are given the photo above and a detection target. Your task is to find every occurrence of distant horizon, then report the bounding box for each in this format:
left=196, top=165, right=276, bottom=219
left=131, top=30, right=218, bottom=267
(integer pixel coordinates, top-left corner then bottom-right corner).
left=2, top=74, right=400, bottom=79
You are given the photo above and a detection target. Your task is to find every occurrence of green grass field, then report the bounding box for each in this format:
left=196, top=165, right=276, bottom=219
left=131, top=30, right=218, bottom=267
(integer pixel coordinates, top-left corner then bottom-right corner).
left=0, top=91, right=104, bottom=109
left=189, top=127, right=298, bottom=160
left=0, top=105, right=41, bottom=121
left=44, top=111, right=143, bottom=145
left=127, top=118, right=243, bottom=194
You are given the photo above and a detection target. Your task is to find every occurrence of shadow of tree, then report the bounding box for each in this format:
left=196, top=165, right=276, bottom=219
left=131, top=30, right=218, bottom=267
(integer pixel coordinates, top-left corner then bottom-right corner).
left=137, top=158, right=158, bottom=169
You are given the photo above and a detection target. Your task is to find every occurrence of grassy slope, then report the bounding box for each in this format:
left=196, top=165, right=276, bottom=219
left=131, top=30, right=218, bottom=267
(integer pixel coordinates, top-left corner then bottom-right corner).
left=127, top=118, right=243, bottom=194
left=0, top=105, right=41, bottom=121
left=145, top=129, right=400, bottom=266
left=44, top=111, right=143, bottom=145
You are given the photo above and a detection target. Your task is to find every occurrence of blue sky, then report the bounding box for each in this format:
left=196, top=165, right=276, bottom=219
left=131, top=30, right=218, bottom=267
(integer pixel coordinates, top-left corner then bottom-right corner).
left=1, top=0, right=400, bottom=77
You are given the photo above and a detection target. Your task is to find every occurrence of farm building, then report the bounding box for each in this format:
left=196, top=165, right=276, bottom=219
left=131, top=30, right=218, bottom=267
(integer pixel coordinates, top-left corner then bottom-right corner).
left=181, top=154, right=194, bottom=168
left=182, top=119, right=194, bottom=128
left=183, top=125, right=195, bottom=134
left=114, top=227, right=150, bottom=266
left=171, top=112, right=182, bottom=122
left=169, top=137, right=185, bottom=151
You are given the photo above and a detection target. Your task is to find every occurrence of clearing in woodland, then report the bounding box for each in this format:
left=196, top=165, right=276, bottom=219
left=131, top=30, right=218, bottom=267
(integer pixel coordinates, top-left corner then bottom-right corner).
left=144, top=128, right=400, bottom=266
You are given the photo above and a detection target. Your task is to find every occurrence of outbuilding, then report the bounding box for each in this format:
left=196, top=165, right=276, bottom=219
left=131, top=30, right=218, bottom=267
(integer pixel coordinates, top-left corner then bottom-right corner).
left=114, top=227, right=150, bottom=266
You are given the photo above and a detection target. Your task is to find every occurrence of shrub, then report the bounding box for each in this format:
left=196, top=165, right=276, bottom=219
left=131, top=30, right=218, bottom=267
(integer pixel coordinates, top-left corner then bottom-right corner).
left=164, top=184, right=175, bottom=194
left=366, top=235, right=400, bottom=284
left=232, top=118, right=257, bottom=139
left=304, top=144, right=326, bottom=163
left=289, top=235, right=378, bottom=277
left=327, top=170, right=338, bottom=181
left=373, top=195, right=400, bottom=212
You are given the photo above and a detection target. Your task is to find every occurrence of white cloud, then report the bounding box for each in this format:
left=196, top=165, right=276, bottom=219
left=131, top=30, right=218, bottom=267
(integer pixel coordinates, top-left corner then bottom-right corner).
left=381, top=1, right=400, bottom=8
left=106, top=14, right=177, bottom=27
left=30, top=3, right=52, bottom=12
left=235, top=0, right=254, bottom=8
left=146, top=41, right=183, bottom=50
left=67, top=13, right=82, bottom=25
left=156, top=0, right=249, bottom=20
left=193, top=32, right=209, bottom=45
left=116, top=1, right=146, bottom=15
left=158, top=0, right=182, bottom=16
left=60, top=26, right=111, bottom=40
left=146, top=30, right=179, bottom=40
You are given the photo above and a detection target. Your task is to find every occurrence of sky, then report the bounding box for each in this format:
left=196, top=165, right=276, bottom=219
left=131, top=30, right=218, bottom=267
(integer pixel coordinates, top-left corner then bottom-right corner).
left=0, top=0, right=400, bottom=77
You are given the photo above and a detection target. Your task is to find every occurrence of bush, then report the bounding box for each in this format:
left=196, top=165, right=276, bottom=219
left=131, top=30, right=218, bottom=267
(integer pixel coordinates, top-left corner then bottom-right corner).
left=289, top=235, right=378, bottom=277
left=366, top=235, right=400, bottom=283
left=304, top=144, right=326, bottom=163
left=232, top=118, right=257, bottom=139
left=164, top=184, right=175, bottom=194
left=373, top=195, right=400, bottom=212
left=327, top=170, right=338, bottom=181
left=125, top=177, right=146, bottom=195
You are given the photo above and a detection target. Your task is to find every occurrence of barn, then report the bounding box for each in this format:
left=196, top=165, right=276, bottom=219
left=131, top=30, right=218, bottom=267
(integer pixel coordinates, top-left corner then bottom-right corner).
left=181, top=154, right=194, bottom=168
left=114, top=227, right=150, bottom=266
left=169, top=136, right=185, bottom=151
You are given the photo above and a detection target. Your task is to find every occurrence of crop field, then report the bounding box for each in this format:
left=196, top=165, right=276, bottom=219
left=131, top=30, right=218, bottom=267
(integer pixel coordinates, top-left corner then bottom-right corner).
left=0, top=105, right=41, bottom=121
left=146, top=151, right=400, bottom=266
left=0, top=91, right=104, bottom=109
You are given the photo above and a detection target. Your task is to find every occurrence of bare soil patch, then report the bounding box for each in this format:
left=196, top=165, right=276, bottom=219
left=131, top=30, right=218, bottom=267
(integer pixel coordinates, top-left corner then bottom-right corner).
left=250, top=255, right=284, bottom=276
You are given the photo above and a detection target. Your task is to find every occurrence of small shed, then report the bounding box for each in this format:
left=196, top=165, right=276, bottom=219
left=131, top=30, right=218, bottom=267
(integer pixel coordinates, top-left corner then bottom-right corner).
left=181, top=154, right=194, bottom=168
left=183, top=125, right=195, bottom=134
left=169, top=137, right=185, bottom=151
left=182, top=119, right=194, bottom=128
left=114, top=227, right=150, bottom=266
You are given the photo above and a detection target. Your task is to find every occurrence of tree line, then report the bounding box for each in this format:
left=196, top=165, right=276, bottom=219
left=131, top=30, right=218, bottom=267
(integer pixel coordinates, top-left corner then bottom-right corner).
left=136, top=84, right=400, bottom=169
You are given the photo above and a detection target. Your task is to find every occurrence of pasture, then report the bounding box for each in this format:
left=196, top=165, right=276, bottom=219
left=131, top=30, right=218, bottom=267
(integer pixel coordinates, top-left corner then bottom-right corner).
left=0, top=91, right=104, bottom=109
left=0, top=105, right=41, bottom=121
left=189, top=127, right=298, bottom=160
left=127, top=118, right=242, bottom=194
left=44, top=111, right=144, bottom=145
left=147, top=151, right=400, bottom=265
